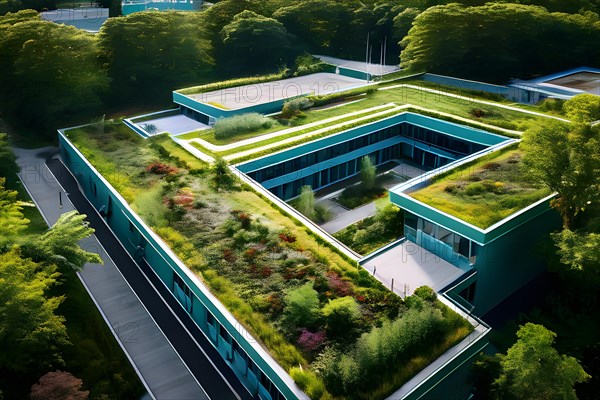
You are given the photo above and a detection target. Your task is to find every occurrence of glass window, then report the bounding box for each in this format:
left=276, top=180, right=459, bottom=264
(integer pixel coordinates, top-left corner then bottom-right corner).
left=405, top=213, right=418, bottom=230
left=420, top=219, right=435, bottom=236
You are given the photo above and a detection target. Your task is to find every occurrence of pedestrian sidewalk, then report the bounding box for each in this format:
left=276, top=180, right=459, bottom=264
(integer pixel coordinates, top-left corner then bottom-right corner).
left=15, top=147, right=209, bottom=400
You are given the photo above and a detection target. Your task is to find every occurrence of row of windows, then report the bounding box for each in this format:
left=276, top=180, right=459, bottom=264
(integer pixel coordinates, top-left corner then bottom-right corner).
left=206, top=308, right=284, bottom=400
left=249, top=123, right=483, bottom=183
left=249, top=126, right=401, bottom=182
left=269, top=146, right=401, bottom=200
left=401, top=124, right=486, bottom=155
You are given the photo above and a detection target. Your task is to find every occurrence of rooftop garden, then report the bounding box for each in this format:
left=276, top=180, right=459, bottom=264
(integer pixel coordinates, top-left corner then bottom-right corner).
left=409, top=144, right=553, bottom=229
left=65, top=123, right=473, bottom=399
left=177, top=77, right=562, bottom=163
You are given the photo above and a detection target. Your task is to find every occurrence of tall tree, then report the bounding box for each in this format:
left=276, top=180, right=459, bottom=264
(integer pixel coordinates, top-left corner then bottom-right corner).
left=0, top=177, right=29, bottom=250
left=98, top=11, right=213, bottom=103
left=0, top=248, right=68, bottom=373
left=491, top=323, right=590, bottom=399
left=520, top=121, right=600, bottom=228
left=552, top=230, right=600, bottom=273
left=273, top=0, right=354, bottom=55
left=220, top=10, right=298, bottom=73
left=360, top=156, right=376, bottom=190
left=400, top=3, right=600, bottom=82
left=22, top=211, right=102, bottom=271
left=0, top=19, right=108, bottom=134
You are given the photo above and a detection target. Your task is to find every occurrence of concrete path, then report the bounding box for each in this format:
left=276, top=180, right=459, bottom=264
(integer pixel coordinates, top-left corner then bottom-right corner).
left=321, top=201, right=376, bottom=234
left=15, top=147, right=250, bottom=400
left=137, top=114, right=210, bottom=136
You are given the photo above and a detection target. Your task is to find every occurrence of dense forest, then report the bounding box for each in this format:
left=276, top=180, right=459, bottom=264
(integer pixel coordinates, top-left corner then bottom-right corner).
left=1, top=0, right=599, bottom=137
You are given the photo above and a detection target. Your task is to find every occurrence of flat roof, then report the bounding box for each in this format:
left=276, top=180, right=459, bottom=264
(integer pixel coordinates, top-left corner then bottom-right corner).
left=185, top=72, right=366, bottom=110
left=315, top=55, right=400, bottom=76
left=545, top=71, right=600, bottom=95
left=361, top=241, right=468, bottom=294
left=407, top=147, right=551, bottom=229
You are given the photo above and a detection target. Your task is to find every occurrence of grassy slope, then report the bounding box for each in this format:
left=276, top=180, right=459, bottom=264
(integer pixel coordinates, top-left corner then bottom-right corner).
left=410, top=146, right=552, bottom=228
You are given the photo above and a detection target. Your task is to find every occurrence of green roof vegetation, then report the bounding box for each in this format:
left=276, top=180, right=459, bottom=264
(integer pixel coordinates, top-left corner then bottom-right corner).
left=66, top=124, right=472, bottom=399
left=410, top=145, right=553, bottom=228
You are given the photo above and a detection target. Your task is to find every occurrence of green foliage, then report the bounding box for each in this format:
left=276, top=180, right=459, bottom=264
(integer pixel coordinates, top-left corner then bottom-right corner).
left=221, top=10, right=298, bottom=73
left=283, top=282, right=321, bottom=330
left=22, top=211, right=102, bottom=272
left=0, top=134, right=17, bottom=182
left=335, top=203, right=404, bottom=255
left=281, top=97, right=314, bottom=119
left=414, top=285, right=437, bottom=302
left=0, top=17, right=108, bottom=134
left=0, top=0, right=56, bottom=15
left=98, top=11, right=213, bottom=102
left=538, top=98, right=564, bottom=113
left=491, top=323, right=590, bottom=400
left=322, top=296, right=361, bottom=339
left=0, top=248, right=68, bottom=373
left=293, top=54, right=335, bottom=76
left=552, top=230, right=600, bottom=272
left=307, top=86, right=377, bottom=107
left=521, top=122, right=600, bottom=228
left=289, top=367, right=329, bottom=399
left=563, top=94, right=600, bottom=123
left=0, top=177, right=29, bottom=249
left=401, top=3, right=600, bottom=82
left=177, top=71, right=286, bottom=95
left=211, top=156, right=234, bottom=188
left=272, top=0, right=354, bottom=54
left=296, top=185, right=316, bottom=221
left=360, top=156, right=376, bottom=190
left=213, top=113, right=274, bottom=139
left=315, top=300, right=458, bottom=396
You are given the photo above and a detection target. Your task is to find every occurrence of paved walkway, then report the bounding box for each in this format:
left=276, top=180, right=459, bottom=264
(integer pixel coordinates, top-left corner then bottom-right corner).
left=15, top=147, right=250, bottom=400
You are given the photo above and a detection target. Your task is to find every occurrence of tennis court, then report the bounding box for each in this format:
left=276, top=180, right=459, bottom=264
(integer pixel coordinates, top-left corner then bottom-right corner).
left=187, top=72, right=368, bottom=110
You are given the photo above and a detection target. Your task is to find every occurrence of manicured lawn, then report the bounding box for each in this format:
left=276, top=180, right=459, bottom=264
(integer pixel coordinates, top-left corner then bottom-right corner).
left=410, top=145, right=552, bottom=228
left=67, top=124, right=473, bottom=399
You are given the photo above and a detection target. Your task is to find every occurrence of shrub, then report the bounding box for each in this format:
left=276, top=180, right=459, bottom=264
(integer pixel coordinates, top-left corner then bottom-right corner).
left=413, top=286, right=437, bottom=302
left=296, top=185, right=316, bottom=220
left=211, top=156, right=233, bottom=188
left=281, top=97, right=314, bottom=119
left=297, top=329, right=327, bottom=353
left=469, top=108, right=487, bottom=118
left=283, top=283, right=321, bottom=331
left=146, top=161, right=178, bottom=175
left=307, top=86, right=377, bottom=107
left=294, top=54, right=335, bottom=76
left=290, top=367, right=329, bottom=399
left=177, top=72, right=286, bottom=95
left=360, top=156, right=376, bottom=190
left=213, top=113, right=274, bottom=139
left=322, top=296, right=362, bottom=339
left=538, top=98, right=564, bottom=113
